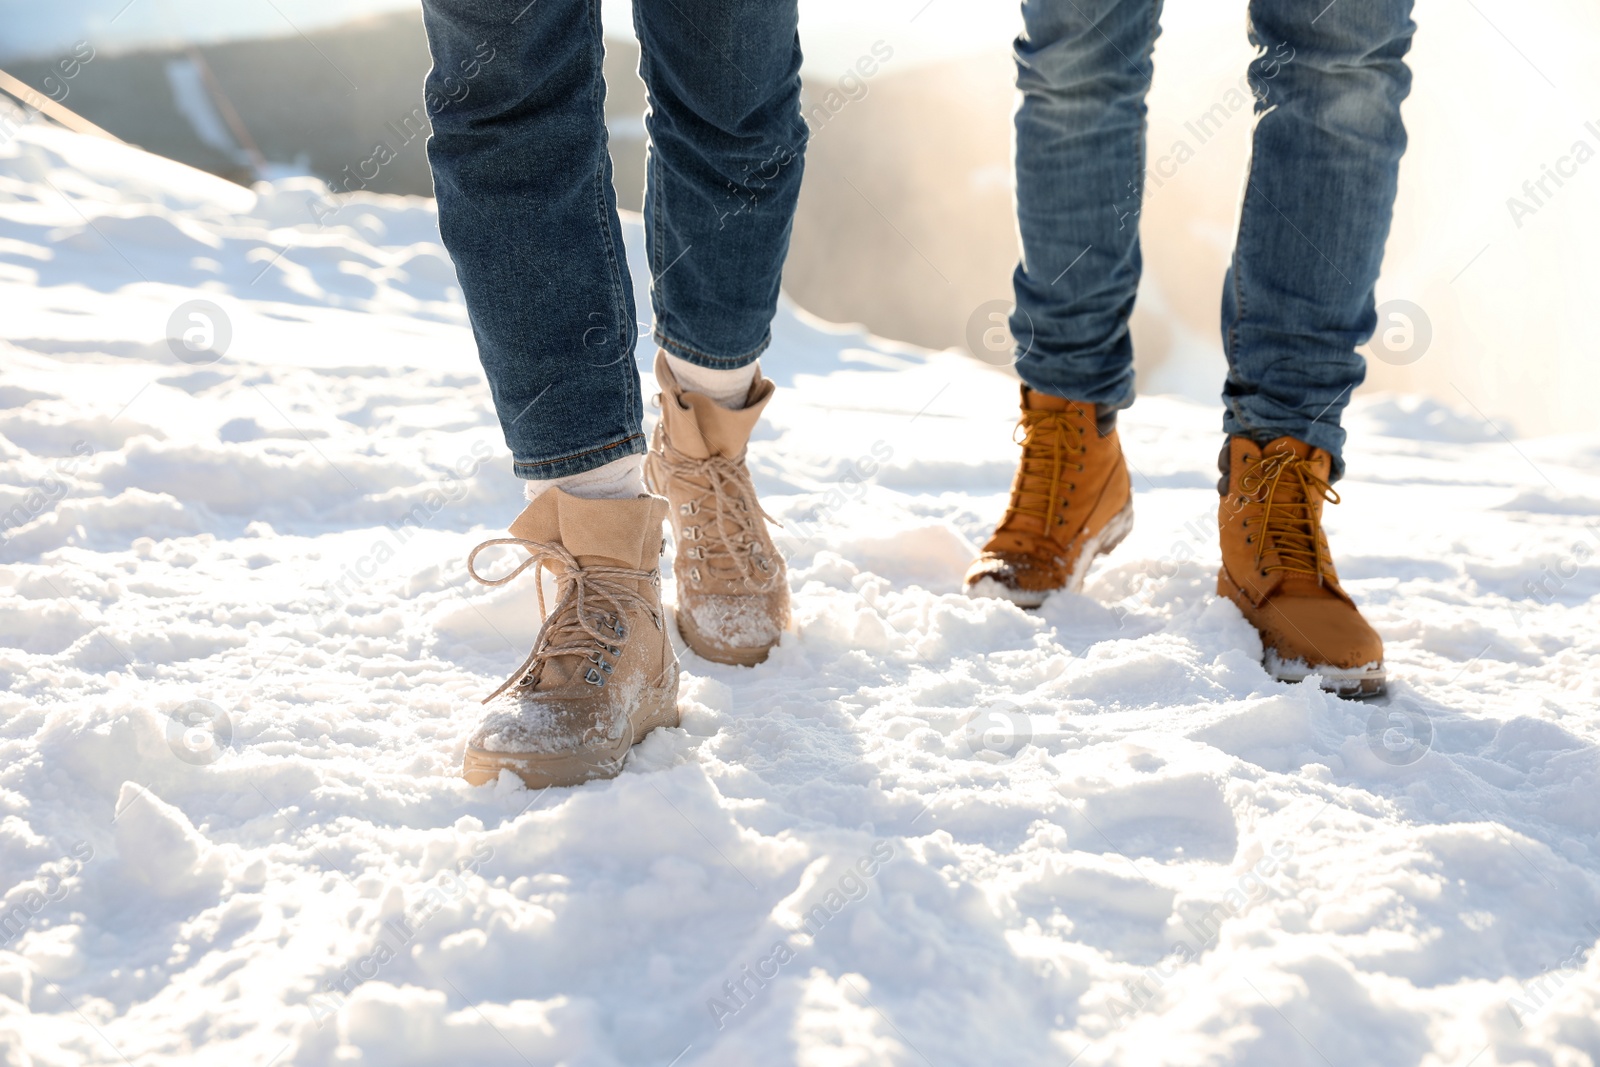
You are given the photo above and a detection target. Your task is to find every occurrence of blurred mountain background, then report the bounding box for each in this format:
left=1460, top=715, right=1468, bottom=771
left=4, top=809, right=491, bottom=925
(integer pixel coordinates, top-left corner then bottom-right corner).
left=3, top=0, right=1597, bottom=436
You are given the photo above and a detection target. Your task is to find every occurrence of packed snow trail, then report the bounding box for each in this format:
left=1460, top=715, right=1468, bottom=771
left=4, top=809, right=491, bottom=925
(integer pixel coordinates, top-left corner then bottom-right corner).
left=2, top=124, right=1599, bottom=1067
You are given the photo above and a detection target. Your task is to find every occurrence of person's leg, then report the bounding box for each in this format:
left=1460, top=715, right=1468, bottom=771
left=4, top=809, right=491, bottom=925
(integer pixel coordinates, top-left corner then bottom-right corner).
left=635, top=0, right=806, bottom=665
left=1220, top=0, right=1416, bottom=481
left=421, top=0, right=644, bottom=485
left=1010, top=0, right=1162, bottom=411
left=1214, top=0, right=1415, bottom=699
left=633, top=0, right=807, bottom=381
left=421, top=1, right=674, bottom=787
left=966, top=0, right=1156, bottom=606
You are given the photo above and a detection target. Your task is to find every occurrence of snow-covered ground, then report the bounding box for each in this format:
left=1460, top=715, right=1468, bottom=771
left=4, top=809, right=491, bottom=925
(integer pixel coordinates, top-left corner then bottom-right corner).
left=3, top=122, right=1600, bottom=1067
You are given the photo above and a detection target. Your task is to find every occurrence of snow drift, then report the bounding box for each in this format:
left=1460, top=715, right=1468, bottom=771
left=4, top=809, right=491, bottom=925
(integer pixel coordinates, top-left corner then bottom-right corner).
left=2, top=122, right=1599, bottom=1066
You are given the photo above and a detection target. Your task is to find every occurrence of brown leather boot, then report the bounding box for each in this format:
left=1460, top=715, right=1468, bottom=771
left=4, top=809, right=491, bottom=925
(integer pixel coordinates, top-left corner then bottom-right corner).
left=1217, top=436, right=1385, bottom=698
left=965, top=386, right=1134, bottom=607
left=460, top=489, right=679, bottom=788
left=643, top=351, right=789, bottom=666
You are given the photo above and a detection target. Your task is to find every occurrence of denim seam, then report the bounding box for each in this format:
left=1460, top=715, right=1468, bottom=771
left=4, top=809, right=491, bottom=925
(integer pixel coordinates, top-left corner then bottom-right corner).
left=513, top=433, right=647, bottom=478
left=1127, top=13, right=1148, bottom=409
left=1134, top=0, right=1156, bottom=283
left=588, top=0, right=630, bottom=362
left=1146, top=0, right=1161, bottom=85
left=1229, top=178, right=1250, bottom=365
left=1229, top=7, right=1253, bottom=378
left=1227, top=60, right=1262, bottom=439
left=637, top=4, right=668, bottom=344
left=652, top=328, right=771, bottom=369
left=650, top=127, right=664, bottom=281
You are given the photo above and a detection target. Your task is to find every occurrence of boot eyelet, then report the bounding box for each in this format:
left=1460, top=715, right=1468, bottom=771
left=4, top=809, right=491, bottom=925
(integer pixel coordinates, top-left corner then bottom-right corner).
left=690, top=567, right=701, bottom=582
left=584, top=668, right=606, bottom=686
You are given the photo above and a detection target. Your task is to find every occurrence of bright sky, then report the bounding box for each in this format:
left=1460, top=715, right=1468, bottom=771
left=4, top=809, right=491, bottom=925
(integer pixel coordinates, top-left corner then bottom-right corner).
left=0, top=0, right=1020, bottom=71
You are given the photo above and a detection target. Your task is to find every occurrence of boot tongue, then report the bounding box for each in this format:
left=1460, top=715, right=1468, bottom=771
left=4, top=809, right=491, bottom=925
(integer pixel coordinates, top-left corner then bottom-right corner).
left=508, top=489, right=667, bottom=572
left=1251, top=437, right=1336, bottom=596
left=999, top=387, right=1096, bottom=541
left=1021, top=385, right=1085, bottom=416
left=679, top=383, right=772, bottom=458
left=655, top=352, right=773, bottom=459
left=504, top=488, right=667, bottom=687
left=1261, top=435, right=1316, bottom=464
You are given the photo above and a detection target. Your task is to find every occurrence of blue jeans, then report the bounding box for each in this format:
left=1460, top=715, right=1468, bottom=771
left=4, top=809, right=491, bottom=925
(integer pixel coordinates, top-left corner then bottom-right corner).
left=1011, top=0, right=1415, bottom=478
left=420, top=0, right=806, bottom=479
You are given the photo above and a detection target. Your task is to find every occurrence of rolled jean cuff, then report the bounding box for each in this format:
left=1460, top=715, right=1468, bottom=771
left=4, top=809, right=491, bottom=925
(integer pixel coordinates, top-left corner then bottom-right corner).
left=1222, top=407, right=1348, bottom=482
left=512, top=432, right=647, bottom=481
left=1014, top=357, right=1137, bottom=414
left=652, top=327, right=770, bottom=370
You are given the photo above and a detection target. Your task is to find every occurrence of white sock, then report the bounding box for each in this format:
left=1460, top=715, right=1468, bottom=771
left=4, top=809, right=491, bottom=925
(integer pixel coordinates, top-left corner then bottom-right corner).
left=664, top=351, right=759, bottom=410
left=523, top=454, right=646, bottom=502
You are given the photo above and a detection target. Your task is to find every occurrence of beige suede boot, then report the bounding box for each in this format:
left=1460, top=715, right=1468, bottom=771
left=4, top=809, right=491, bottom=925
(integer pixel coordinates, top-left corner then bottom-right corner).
left=1218, top=436, right=1385, bottom=698
left=460, top=489, right=679, bottom=788
left=643, top=351, right=789, bottom=666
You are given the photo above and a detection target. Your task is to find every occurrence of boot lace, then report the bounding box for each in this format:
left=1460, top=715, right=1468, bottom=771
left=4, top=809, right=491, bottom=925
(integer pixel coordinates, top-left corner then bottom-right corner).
left=1003, top=410, right=1088, bottom=531
left=656, top=449, right=781, bottom=592
left=1239, top=453, right=1339, bottom=581
left=466, top=537, right=662, bottom=703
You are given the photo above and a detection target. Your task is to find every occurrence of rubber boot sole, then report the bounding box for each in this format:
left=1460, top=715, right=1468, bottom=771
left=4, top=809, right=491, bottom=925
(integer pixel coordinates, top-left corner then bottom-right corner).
left=1264, top=650, right=1387, bottom=699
